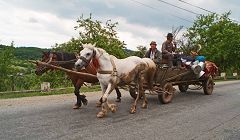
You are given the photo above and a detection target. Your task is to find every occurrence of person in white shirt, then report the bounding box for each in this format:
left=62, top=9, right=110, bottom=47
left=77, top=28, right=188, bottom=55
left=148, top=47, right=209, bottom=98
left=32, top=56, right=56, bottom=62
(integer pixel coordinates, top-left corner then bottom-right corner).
left=144, top=41, right=162, bottom=65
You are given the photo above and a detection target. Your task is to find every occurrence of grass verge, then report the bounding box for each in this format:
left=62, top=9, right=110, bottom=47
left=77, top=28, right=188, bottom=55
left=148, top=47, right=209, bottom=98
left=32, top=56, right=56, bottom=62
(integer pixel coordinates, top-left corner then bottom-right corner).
left=0, top=85, right=101, bottom=99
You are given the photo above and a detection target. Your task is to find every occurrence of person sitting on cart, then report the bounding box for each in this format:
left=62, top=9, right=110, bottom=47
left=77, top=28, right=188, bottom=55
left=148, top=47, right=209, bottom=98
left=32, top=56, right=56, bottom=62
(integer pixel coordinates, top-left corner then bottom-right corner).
left=144, top=41, right=162, bottom=65
left=190, top=51, right=206, bottom=62
left=161, top=33, right=176, bottom=67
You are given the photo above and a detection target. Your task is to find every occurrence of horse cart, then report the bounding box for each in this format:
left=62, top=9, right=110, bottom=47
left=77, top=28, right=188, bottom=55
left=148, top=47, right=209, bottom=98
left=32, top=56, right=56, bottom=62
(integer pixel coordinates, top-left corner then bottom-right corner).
left=30, top=56, right=216, bottom=106
left=129, top=66, right=215, bottom=104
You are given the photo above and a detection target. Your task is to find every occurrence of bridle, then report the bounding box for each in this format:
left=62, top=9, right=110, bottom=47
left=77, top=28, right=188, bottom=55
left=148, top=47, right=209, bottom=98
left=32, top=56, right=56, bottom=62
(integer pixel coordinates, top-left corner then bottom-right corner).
left=76, top=49, right=117, bottom=76
left=37, top=52, right=56, bottom=73
left=77, top=49, right=96, bottom=67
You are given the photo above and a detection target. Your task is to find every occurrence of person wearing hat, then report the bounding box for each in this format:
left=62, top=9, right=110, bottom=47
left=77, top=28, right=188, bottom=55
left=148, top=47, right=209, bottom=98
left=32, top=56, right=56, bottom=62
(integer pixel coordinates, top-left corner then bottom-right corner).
left=144, top=41, right=162, bottom=65
left=161, top=33, right=176, bottom=67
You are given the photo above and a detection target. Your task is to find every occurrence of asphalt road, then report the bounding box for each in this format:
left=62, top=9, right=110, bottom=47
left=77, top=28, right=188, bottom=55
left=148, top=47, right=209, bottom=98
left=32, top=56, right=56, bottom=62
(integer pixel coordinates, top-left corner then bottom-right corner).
left=0, top=81, right=240, bottom=140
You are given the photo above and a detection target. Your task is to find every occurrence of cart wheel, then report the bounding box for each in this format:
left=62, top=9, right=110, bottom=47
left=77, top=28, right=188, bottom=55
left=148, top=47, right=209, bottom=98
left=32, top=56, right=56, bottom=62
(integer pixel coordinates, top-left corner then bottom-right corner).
left=178, top=84, right=189, bottom=92
left=129, top=88, right=144, bottom=99
left=203, top=76, right=214, bottom=95
left=158, top=83, right=174, bottom=104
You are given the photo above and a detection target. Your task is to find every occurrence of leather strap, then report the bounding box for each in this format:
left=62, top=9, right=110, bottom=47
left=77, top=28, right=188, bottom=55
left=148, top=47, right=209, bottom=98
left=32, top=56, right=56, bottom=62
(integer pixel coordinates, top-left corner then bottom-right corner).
left=97, top=70, right=113, bottom=74
left=97, top=56, right=117, bottom=76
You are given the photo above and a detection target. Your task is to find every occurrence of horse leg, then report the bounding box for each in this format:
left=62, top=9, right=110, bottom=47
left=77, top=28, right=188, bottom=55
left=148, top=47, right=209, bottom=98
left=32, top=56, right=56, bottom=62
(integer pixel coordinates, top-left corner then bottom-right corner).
left=130, top=85, right=140, bottom=114
left=104, top=84, right=117, bottom=113
left=130, top=87, right=140, bottom=114
left=130, top=74, right=144, bottom=113
left=141, top=91, right=148, bottom=109
left=115, top=87, right=121, bottom=102
left=73, top=80, right=87, bottom=109
left=75, top=80, right=88, bottom=106
left=73, top=84, right=82, bottom=109
left=80, top=94, right=88, bottom=106
left=96, top=84, right=107, bottom=107
left=96, top=97, right=103, bottom=107
left=97, top=83, right=116, bottom=118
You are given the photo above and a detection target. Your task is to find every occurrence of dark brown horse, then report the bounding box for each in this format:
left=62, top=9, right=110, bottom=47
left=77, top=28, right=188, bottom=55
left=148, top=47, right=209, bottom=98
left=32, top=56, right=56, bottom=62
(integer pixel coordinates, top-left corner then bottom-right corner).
left=34, top=51, right=122, bottom=109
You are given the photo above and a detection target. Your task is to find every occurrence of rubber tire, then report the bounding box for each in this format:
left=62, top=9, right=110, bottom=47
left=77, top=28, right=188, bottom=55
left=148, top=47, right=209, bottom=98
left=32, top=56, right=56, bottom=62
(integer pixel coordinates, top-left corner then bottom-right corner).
left=158, top=83, right=174, bottom=104
left=203, top=76, right=214, bottom=95
left=178, top=85, right=189, bottom=92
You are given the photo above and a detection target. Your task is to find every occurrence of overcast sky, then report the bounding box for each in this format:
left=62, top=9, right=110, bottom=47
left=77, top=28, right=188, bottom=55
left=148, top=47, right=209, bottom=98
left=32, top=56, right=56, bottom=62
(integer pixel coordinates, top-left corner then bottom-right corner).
left=0, top=0, right=239, bottom=50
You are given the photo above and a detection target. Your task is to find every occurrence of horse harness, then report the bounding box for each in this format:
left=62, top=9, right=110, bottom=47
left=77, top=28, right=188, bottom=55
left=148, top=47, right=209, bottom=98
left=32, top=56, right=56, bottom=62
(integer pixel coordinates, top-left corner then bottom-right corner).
left=97, top=56, right=117, bottom=77
left=78, top=49, right=118, bottom=77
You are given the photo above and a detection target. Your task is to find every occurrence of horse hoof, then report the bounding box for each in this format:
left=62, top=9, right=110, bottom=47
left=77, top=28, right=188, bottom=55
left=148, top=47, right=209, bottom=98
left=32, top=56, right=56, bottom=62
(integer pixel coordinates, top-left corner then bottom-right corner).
left=130, top=107, right=136, bottom=114
left=82, top=100, right=88, bottom=106
left=115, top=98, right=121, bottom=102
left=96, top=102, right=102, bottom=107
left=97, top=111, right=105, bottom=118
left=109, top=104, right=117, bottom=113
left=141, top=104, right=147, bottom=109
left=73, top=104, right=81, bottom=109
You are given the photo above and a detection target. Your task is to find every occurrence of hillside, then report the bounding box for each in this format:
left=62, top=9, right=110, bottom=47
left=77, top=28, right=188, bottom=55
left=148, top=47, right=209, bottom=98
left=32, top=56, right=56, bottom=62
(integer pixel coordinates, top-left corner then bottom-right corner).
left=14, top=47, right=50, bottom=60
left=0, top=44, right=50, bottom=60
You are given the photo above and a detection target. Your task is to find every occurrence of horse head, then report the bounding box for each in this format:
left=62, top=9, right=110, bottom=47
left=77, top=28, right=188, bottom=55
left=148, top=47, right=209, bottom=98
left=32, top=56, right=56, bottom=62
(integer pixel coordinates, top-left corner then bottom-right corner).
left=35, top=51, right=58, bottom=75
left=75, top=44, right=98, bottom=70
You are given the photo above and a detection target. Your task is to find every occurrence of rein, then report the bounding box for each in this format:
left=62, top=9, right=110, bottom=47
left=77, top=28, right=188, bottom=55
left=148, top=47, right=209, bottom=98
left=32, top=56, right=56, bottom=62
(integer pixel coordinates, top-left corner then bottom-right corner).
left=50, top=59, right=77, bottom=64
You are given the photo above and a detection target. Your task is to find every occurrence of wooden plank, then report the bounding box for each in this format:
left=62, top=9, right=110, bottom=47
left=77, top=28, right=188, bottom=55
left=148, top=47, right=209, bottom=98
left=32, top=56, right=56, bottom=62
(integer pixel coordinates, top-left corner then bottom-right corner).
left=35, top=61, right=97, bottom=79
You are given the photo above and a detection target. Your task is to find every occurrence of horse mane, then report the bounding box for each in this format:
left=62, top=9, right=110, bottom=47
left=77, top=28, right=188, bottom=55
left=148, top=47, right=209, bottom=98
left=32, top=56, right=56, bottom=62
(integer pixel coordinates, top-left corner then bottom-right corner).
left=92, top=58, right=100, bottom=69
left=82, top=43, right=95, bottom=50
left=82, top=43, right=107, bottom=54
left=53, top=52, right=76, bottom=61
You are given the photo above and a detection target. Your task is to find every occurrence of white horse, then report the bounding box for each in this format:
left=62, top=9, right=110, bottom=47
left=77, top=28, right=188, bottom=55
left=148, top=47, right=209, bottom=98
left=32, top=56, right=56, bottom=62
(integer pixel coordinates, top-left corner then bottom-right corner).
left=75, top=44, right=156, bottom=118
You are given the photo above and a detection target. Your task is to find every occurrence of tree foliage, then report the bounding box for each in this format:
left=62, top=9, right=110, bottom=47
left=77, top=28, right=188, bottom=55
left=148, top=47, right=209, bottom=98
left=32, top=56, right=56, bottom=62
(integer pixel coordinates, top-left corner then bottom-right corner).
left=133, top=45, right=147, bottom=58
left=54, top=14, right=127, bottom=58
left=184, top=12, right=240, bottom=71
left=0, top=44, right=70, bottom=91
left=14, top=47, right=50, bottom=60
left=0, top=44, right=15, bottom=91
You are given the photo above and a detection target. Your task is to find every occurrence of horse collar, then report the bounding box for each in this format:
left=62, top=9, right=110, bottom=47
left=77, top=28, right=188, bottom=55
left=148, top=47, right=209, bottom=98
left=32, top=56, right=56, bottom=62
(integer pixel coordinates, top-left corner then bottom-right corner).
left=97, top=56, right=117, bottom=76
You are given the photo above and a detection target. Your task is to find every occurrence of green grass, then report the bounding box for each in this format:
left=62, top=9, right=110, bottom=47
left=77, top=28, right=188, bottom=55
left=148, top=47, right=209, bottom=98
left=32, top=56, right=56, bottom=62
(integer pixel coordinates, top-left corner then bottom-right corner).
left=0, top=85, right=101, bottom=99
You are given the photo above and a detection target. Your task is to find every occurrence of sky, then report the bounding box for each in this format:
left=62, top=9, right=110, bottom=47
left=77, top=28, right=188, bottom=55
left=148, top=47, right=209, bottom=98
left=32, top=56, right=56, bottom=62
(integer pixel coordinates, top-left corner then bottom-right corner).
left=0, top=0, right=239, bottom=50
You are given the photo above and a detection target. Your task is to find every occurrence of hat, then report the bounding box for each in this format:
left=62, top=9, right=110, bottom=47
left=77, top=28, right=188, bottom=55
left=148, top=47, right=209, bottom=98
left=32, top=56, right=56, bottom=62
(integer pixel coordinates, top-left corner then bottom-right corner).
left=167, top=33, right=173, bottom=37
left=150, top=41, right=157, bottom=45
left=190, top=51, right=198, bottom=56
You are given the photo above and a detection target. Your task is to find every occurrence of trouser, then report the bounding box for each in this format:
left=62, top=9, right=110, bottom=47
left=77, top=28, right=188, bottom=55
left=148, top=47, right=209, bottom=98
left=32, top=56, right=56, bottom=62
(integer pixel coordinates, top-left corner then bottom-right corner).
left=173, top=54, right=182, bottom=68
left=162, top=53, right=173, bottom=67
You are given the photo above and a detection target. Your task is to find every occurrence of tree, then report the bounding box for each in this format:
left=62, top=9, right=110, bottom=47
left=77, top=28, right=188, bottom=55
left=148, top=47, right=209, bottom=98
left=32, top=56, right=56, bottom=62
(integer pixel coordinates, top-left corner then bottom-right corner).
left=54, top=14, right=127, bottom=58
left=0, top=44, right=15, bottom=91
left=184, top=12, right=240, bottom=71
left=132, top=45, right=147, bottom=58
left=178, top=37, right=202, bottom=55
